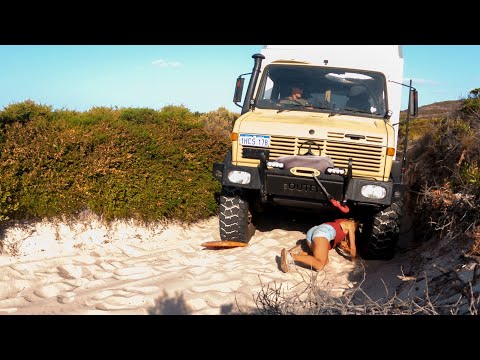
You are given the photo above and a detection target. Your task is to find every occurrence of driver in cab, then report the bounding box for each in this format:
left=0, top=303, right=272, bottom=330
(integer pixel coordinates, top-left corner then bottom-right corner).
left=279, top=83, right=312, bottom=108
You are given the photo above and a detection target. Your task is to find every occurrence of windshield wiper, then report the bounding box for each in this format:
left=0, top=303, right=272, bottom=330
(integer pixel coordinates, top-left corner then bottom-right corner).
left=328, top=108, right=381, bottom=117
left=328, top=108, right=343, bottom=117
left=343, top=107, right=379, bottom=115
left=277, top=103, right=306, bottom=113
left=309, top=105, right=328, bottom=110
left=277, top=104, right=329, bottom=113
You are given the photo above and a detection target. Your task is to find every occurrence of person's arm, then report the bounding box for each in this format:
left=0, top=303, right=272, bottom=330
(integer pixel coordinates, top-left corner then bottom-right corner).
left=347, top=223, right=356, bottom=260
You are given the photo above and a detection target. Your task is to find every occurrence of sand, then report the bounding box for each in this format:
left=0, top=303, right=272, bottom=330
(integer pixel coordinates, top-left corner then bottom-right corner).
left=0, top=209, right=416, bottom=315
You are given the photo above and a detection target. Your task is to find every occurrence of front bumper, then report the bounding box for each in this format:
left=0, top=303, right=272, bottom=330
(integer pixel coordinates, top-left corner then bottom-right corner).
left=213, top=161, right=405, bottom=206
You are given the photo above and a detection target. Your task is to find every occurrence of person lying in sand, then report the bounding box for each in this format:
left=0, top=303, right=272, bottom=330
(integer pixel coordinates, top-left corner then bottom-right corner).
left=280, top=218, right=359, bottom=273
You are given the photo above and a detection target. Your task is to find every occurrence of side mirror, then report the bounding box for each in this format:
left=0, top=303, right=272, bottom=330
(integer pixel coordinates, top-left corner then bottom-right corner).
left=410, top=89, right=418, bottom=117
left=233, top=77, right=245, bottom=104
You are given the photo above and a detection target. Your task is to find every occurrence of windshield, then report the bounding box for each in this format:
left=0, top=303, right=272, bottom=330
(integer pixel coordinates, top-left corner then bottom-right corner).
left=255, top=64, right=387, bottom=117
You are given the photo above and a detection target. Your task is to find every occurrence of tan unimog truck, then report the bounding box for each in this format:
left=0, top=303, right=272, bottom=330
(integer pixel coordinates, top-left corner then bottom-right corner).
left=213, top=45, right=418, bottom=259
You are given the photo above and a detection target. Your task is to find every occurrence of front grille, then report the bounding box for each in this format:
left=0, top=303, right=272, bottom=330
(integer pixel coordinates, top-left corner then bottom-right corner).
left=366, top=135, right=383, bottom=144
left=324, top=141, right=382, bottom=172
left=267, top=135, right=324, bottom=158
left=265, top=135, right=384, bottom=177
left=328, top=131, right=383, bottom=144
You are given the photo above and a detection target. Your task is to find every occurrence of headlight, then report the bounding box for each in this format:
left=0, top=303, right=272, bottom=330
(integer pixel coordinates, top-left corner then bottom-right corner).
left=361, top=185, right=386, bottom=199
left=228, top=171, right=251, bottom=184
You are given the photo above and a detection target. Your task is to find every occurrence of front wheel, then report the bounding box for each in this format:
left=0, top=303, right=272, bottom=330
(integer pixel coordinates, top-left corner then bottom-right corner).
left=361, top=199, right=403, bottom=260
left=219, top=186, right=255, bottom=243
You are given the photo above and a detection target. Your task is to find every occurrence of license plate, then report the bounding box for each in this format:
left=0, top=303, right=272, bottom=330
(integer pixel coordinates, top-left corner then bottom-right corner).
left=239, top=134, right=271, bottom=148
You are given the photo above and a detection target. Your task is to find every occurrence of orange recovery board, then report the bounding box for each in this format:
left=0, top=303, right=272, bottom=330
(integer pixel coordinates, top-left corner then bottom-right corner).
left=201, top=241, right=248, bottom=249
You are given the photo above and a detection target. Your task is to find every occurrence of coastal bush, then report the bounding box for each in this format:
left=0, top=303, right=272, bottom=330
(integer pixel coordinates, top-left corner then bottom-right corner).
left=0, top=99, right=52, bottom=125
left=404, top=89, right=479, bottom=253
left=0, top=102, right=234, bottom=224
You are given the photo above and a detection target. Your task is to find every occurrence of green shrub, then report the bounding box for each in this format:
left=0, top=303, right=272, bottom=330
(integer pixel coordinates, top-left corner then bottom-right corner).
left=0, top=100, right=52, bottom=125
left=459, top=88, right=480, bottom=117
left=202, top=107, right=238, bottom=140
left=158, top=104, right=192, bottom=122
left=85, top=106, right=120, bottom=124
left=404, top=88, right=479, bottom=194
left=119, top=107, right=159, bottom=124
left=0, top=184, right=19, bottom=221
left=0, top=103, right=232, bottom=224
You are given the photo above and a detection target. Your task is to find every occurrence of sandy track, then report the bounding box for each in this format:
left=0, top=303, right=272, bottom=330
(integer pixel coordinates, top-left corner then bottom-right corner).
left=0, top=210, right=412, bottom=315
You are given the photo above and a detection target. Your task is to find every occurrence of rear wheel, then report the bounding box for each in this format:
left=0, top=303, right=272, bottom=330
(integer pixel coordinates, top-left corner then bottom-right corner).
left=219, top=186, right=255, bottom=243
left=361, top=199, right=403, bottom=260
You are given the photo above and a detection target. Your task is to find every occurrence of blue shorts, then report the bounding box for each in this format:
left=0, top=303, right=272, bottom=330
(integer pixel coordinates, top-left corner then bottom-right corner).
left=306, top=224, right=336, bottom=245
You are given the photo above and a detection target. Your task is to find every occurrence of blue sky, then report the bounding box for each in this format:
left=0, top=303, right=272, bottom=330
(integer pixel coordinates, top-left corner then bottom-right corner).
left=0, top=45, right=479, bottom=113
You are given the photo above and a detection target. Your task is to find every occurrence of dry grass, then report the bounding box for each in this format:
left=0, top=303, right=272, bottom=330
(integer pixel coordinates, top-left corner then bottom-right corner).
left=470, top=228, right=480, bottom=257
left=253, top=262, right=480, bottom=315
left=413, top=184, right=478, bottom=243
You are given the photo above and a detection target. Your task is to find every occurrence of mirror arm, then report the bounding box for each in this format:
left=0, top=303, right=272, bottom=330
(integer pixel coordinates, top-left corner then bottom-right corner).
left=388, top=79, right=418, bottom=182
left=401, top=79, right=414, bottom=182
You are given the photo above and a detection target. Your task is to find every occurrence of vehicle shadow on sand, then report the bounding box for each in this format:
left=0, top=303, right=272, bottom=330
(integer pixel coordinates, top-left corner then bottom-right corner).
left=252, top=206, right=340, bottom=234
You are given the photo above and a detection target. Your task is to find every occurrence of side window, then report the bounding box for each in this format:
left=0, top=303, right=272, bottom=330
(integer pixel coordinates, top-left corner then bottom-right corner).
left=257, top=74, right=281, bottom=108
left=262, top=78, right=275, bottom=100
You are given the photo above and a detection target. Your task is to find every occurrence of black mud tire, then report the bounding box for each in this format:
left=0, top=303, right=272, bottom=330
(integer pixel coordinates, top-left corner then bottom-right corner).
left=219, top=186, right=254, bottom=243
left=361, top=199, right=403, bottom=260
